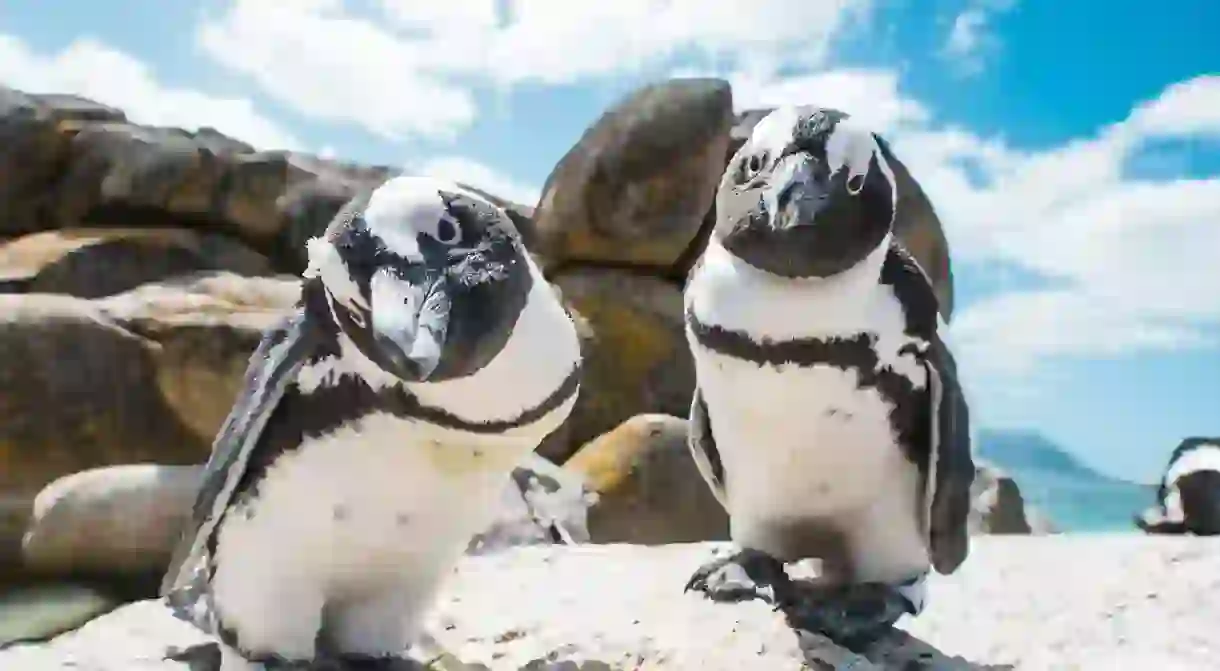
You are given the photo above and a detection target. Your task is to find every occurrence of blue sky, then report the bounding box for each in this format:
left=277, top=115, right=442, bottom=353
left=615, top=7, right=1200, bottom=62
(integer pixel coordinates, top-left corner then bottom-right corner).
left=1, top=0, right=1217, bottom=483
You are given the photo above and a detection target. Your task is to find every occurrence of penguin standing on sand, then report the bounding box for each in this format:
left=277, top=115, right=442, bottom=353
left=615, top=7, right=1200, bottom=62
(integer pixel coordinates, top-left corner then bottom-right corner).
left=1137, top=437, right=1220, bottom=536
left=681, top=106, right=975, bottom=647
left=160, top=175, right=582, bottom=670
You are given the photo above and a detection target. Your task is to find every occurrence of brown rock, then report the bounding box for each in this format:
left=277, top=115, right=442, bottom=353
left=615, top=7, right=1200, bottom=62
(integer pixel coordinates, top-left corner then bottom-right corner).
left=0, top=274, right=298, bottom=502
left=0, top=294, right=206, bottom=500
left=96, top=272, right=300, bottom=442
left=532, top=78, right=733, bottom=273
left=718, top=107, right=957, bottom=319
left=546, top=270, right=693, bottom=463
left=48, top=122, right=237, bottom=229
left=565, top=414, right=727, bottom=544
left=0, top=87, right=127, bottom=238
left=0, top=227, right=272, bottom=298
left=266, top=156, right=392, bottom=273
left=21, top=465, right=202, bottom=580
left=970, top=462, right=1055, bottom=535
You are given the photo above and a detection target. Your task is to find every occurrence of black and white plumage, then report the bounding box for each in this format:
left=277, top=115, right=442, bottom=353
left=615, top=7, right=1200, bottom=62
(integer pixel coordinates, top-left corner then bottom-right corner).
left=681, top=106, right=974, bottom=647
left=160, top=175, right=582, bottom=670
left=1137, top=437, right=1220, bottom=536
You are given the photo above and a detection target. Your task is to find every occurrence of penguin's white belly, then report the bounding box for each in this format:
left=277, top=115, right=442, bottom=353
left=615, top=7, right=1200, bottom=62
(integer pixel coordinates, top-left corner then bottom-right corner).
left=694, top=349, right=929, bottom=581
left=209, top=411, right=547, bottom=657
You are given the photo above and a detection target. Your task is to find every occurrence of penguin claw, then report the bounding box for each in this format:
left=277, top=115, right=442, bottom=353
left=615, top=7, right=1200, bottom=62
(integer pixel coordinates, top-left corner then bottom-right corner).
left=684, top=548, right=790, bottom=604
left=780, top=581, right=916, bottom=651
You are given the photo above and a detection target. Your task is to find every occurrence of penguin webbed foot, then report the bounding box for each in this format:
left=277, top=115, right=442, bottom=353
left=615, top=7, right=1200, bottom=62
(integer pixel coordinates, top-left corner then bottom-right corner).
left=313, top=653, right=427, bottom=670
left=683, top=547, right=791, bottom=604
left=779, top=581, right=915, bottom=651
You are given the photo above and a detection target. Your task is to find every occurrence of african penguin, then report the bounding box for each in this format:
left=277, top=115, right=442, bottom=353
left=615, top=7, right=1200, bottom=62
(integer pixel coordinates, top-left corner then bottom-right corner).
left=681, top=106, right=975, bottom=648
left=160, top=175, right=582, bottom=670
left=1137, top=437, right=1220, bottom=536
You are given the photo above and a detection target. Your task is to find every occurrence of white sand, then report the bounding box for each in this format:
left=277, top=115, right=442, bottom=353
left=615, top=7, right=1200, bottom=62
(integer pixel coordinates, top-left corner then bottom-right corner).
left=1, top=535, right=1216, bottom=669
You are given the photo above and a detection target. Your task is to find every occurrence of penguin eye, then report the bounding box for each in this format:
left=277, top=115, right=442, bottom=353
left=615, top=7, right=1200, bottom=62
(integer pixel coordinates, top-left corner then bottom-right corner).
left=431, top=215, right=462, bottom=246
left=740, top=151, right=769, bottom=182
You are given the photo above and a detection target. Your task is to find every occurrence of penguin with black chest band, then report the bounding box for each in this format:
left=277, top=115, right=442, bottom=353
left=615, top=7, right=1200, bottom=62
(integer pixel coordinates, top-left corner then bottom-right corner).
left=160, top=175, right=582, bottom=670
left=1137, top=437, right=1220, bottom=536
left=681, top=106, right=975, bottom=648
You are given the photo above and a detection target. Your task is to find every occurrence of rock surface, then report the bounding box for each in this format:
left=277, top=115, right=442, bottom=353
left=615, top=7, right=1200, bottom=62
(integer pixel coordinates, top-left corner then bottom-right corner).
left=969, top=463, right=1055, bottom=535
left=546, top=272, right=692, bottom=462
left=2, top=537, right=1217, bottom=669
left=20, top=465, right=202, bottom=580
left=531, top=78, right=733, bottom=273
left=565, top=414, right=728, bottom=544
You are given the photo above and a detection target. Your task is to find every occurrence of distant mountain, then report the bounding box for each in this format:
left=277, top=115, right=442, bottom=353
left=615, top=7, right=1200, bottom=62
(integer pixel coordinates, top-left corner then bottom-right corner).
left=977, top=430, right=1126, bottom=484
left=976, top=429, right=1155, bottom=532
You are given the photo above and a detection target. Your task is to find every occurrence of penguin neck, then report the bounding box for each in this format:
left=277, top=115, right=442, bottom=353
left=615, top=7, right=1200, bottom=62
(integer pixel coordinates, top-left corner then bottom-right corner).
left=691, top=235, right=892, bottom=341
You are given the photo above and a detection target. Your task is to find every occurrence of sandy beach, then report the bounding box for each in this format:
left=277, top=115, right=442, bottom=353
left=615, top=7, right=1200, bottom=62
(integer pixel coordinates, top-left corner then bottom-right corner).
left=0, top=535, right=1216, bottom=670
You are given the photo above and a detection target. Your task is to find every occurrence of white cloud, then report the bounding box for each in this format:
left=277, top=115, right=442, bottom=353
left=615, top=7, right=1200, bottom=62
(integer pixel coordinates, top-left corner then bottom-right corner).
left=196, top=0, right=875, bottom=140
left=416, top=155, right=542, bottom=207
left=0, top=34, right=299, bottom=150
left=890, top=77, right=1220, bottom=380
left=722, top=68, right=929, bottom=133
left=940, top=0, right=1017, bottom=75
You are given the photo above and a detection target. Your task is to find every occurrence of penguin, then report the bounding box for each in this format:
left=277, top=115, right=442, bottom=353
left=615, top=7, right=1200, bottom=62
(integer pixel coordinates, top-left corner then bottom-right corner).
left=680, top=105, right=975, bottom=648
left=1136, top=437, right=1220, bottom=536
left=159, top=175, right=583, bottom=670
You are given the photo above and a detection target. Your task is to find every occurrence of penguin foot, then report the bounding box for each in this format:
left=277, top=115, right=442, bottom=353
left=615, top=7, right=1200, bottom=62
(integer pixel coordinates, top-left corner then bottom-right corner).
left=778, top=581, right=917, bottom=651
left=312, top=653, right=427, bottom=670
left=683, top=548, right=791, bottom=604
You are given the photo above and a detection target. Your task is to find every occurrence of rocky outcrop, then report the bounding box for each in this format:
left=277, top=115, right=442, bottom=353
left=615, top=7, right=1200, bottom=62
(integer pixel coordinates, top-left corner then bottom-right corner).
left=564, top=414, right=728, bottom=544
left=1137, top=437, right=1220, bottom=536
left=5, top=537, right=1219, bottom=669
left=531, top=78, right=733, bottom=275
left=0, top=79, right=959, bottom=597
left=969, top=463, right=1056, bottom=535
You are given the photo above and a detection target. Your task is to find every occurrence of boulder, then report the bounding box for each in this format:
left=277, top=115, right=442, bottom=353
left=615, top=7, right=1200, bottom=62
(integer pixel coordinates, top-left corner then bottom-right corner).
left=564, top=414, right=728, bottom=544
left=0, top=294, right=207, bottom=500
left=20, top=465, right=202, bottom=580
left=724, top=107, right=957, bottom=319
left=4, top=537, right=1219, bottom=669
left=0, top=87, right=126, bottom=238
left=0, top=584, right=121, bottom=647
left=531, top=78, right=733, bottom=273
left=95, top=272, right=300, bottom=442
left=0, top=275, right=298, bottom=532
left=0, top=228, right=272, bottom=298
left=545, top=270, right=693, bottom=463
left=969, top=462, right=1055, bottom=535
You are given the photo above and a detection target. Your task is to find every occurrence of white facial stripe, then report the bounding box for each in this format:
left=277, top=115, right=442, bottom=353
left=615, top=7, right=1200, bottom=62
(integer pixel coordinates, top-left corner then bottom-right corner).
left=369, top=268, right=425, bottom=339
left=746, top=106, right=802, bottom=161
left=744, top=107, right=898, bottom=220
left=1166, top=444, right=1220, bottom=484
left=303, top=236, right=367, bottom=311
left=362, top=175, right=455, bottom=261
left=824, top=116, right=897, bottom=213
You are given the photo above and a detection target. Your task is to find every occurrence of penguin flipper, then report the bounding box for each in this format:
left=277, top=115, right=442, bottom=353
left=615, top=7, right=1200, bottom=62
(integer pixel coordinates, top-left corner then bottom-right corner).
left=160, top=306, right=321, bottom=599
left=921, top=332, right=975, bottom=575
left=688, top=386, right=729, bottom=509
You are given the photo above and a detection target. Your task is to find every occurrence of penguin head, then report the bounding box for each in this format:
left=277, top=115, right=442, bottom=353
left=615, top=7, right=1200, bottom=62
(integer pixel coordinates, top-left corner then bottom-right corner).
left=304, top=175, right=531, bottom=384
left=713, top=106, right=898, bottom=279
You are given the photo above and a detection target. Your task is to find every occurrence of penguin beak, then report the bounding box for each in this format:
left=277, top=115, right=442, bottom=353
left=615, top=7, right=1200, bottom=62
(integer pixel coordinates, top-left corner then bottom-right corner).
left=370, top=269, right=452, bottom=383
left=764, top=153, right=828, bottom=230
